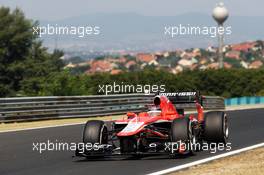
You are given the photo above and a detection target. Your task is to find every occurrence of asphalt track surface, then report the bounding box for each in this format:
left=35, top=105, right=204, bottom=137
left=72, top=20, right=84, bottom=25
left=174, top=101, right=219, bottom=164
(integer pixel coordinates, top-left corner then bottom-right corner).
left=0, top=108, right=263, bottom=175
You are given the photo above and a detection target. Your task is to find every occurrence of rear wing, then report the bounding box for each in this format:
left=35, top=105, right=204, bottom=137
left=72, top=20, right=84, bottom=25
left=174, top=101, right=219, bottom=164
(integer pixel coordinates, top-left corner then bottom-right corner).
left=158, top=91, right=203, bottom=106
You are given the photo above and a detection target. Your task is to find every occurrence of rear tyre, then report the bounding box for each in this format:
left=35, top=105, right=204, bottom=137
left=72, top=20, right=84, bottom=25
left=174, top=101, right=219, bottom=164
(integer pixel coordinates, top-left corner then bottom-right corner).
left=203, top=111, right=228, bottom=143
left=171, top=117, right=195, bottom=155
left=83, top=120, right=108, bottom=144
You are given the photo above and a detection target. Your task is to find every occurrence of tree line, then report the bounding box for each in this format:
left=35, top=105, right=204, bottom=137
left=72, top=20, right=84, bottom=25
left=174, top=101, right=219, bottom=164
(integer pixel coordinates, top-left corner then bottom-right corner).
left=36, top=68, right=264, bottom=98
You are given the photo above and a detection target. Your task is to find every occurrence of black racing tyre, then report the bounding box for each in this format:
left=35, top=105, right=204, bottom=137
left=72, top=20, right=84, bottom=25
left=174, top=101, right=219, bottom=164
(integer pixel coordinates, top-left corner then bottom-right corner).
left=203, top=111, right=228, bottom=143
left=171, top=117, right=195, bottom=154
left=171, top=117, right=191, bottom=141
left=83, top=120, right=108, bottom=144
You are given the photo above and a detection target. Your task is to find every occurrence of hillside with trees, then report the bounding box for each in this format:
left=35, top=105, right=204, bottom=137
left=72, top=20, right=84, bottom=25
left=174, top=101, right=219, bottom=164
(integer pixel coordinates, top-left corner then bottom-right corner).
left=0, top=7, right=263, bottom=98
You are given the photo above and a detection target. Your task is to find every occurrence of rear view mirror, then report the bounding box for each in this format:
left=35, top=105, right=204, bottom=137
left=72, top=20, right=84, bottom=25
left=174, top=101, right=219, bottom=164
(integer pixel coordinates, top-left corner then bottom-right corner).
left=127, top=112, right=136, bottom=119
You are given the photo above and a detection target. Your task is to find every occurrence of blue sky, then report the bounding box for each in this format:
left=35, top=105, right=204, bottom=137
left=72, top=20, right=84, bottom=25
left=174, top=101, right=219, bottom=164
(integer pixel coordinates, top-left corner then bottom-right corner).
left=0, top=0, right=263, bottom=20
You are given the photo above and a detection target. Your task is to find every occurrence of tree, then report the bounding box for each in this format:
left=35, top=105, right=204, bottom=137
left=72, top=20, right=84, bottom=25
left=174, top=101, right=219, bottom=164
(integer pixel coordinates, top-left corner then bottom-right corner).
left=0, top=7, right=64, bottom=97
left=0, top=7, right=34, bottom=96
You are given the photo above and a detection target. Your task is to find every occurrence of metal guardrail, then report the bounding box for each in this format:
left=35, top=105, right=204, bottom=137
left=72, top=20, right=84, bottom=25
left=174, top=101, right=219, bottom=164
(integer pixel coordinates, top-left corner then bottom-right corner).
left=0, top=94, right=225, bottom=123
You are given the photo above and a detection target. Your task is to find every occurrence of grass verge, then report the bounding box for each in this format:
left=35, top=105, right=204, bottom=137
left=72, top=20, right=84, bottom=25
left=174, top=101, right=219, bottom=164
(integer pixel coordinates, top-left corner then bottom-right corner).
left=170, top=146, right=264, bottom=175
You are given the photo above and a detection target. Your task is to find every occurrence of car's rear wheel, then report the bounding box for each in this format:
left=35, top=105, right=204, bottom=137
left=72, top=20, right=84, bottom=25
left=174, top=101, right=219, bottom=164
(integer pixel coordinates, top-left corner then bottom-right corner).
left=171, top=117, right=195, bottom=154
left=203, top=111, right=228, bottom=143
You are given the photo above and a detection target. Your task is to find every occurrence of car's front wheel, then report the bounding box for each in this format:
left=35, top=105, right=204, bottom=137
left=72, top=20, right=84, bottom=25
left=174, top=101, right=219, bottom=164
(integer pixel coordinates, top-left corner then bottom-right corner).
left=171, top=117, right=195, bottom=155
left=83, top=120, right=108, bottom=144
left=203, top=111, right=228, bottom=144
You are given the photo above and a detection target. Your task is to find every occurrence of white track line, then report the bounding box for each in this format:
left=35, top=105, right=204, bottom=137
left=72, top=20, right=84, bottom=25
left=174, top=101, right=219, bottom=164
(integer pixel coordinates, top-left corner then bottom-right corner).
left=148, top=142, right=264, bottom=175
left=0, top=106, right=263, bottom=133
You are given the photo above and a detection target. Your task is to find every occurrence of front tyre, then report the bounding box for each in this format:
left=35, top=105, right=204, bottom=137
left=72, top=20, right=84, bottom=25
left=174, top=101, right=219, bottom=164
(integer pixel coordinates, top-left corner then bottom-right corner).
left=203, top=111, right=228, bottom=144
left=83, top=120, right=108, bottom=144
left=171, top=117, right=195, bottom=155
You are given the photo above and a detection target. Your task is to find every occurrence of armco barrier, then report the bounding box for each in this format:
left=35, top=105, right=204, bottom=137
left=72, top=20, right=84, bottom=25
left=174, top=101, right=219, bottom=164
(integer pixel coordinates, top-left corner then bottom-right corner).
left=225, top=96, right=264, bottom=106
left=0, top=94, right=225, bottom=123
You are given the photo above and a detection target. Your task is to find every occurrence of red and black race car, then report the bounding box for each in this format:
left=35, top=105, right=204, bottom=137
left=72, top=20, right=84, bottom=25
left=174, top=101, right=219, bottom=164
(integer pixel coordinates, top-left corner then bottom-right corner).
left=75, top=92, right=229, bottom=158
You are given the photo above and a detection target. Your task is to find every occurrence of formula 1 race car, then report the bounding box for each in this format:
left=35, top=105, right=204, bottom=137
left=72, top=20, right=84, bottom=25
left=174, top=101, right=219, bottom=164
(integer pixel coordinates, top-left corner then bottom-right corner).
left=75, top=92, right=229, bottom=158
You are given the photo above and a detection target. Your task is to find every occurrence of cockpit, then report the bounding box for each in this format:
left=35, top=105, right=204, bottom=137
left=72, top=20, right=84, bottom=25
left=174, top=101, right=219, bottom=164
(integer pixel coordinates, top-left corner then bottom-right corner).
left=147, top=105, right=161, bottom=117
